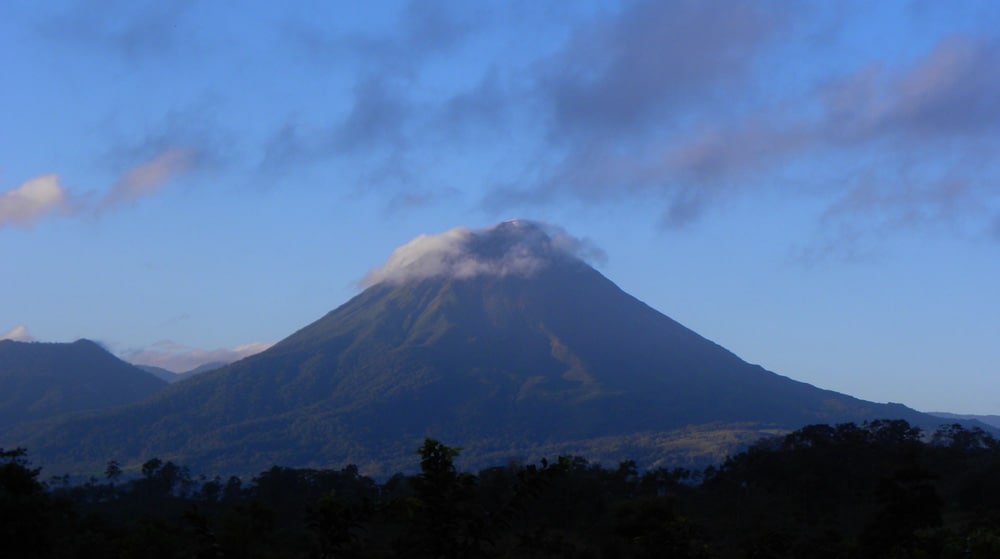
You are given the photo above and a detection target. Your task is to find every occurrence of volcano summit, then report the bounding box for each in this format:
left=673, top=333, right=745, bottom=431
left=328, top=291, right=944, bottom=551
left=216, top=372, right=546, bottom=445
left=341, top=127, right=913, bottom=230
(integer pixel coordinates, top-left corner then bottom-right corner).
left=14, top=220, right=937, bottom=475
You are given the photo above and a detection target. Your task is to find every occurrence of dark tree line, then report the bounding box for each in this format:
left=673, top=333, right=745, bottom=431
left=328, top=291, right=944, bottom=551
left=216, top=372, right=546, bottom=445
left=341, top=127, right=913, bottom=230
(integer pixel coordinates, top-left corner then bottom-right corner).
left=4, top=420, right=1000, bottom=558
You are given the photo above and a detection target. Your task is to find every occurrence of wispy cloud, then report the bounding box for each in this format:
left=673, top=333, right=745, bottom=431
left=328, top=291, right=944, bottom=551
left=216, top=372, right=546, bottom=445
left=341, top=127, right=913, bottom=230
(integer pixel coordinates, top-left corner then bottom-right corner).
left=290, top=0, right=483, bottom=74
left=0, top=325, right=34, bottom=342
left=258, top=76, right=413, bottom=188
left=98, top=147, right=199, bottom=212
left=0, top=145, right=200, bottom=230
left=41, top=0, right=195, bottom=62
left=261, top=0, right=498, bottom=199
left=331, top=77, right=411, bottom=155
left=16, top=0, right=993, bottom=261
left=805, top=36, right=1000, bottom=146
left=252, top=1, right=1000, bottom=259
left=656, top=34, right=1000, bottom=252
left=122, top=339, right=274, bottom=373
left=537, top=0, right=779, bottom=140
left=0, top=175, right=70, bottom=228
left=470, top=1, right=797, bottom=224
left=463, top=2, right=1000, bottom=257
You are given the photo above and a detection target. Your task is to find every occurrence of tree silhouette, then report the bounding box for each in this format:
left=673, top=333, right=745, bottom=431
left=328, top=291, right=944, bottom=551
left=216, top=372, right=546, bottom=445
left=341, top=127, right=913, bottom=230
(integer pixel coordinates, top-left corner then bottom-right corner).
left=0, top=448, right=53, bottom=556
left=404, top=439, right=488, bottom=558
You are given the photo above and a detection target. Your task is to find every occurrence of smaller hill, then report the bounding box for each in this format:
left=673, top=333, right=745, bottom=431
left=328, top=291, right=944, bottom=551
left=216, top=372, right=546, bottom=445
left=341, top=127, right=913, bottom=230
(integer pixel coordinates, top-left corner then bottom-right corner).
left=930, top=412, right=1000, bottom=430
left=0, top=339, right=167, bottom=427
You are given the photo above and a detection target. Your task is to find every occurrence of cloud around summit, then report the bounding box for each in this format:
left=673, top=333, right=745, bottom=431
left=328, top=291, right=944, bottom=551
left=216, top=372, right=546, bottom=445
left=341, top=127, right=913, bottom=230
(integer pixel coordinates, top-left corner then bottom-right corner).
left=361, top=220, right=606, bottom=287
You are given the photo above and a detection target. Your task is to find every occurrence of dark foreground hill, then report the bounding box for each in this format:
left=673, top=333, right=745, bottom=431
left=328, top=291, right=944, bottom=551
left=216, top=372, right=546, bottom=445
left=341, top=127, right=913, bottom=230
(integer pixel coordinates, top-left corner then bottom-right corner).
left=8, top=221, right=948, bottom=475
left=6, top=421, right=1000, bottom=558
left=0, top=339, right=167, bottom=428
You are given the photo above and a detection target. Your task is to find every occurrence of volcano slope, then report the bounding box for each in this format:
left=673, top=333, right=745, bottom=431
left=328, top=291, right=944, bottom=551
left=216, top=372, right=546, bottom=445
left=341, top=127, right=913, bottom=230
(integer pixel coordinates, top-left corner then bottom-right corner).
left=13, top=220, right=940, bottom=475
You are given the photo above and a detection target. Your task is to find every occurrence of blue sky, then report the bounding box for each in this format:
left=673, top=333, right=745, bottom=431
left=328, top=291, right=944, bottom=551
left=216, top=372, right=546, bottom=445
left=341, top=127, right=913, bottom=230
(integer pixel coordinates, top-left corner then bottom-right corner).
left=2, top=1, right=999, bottom=413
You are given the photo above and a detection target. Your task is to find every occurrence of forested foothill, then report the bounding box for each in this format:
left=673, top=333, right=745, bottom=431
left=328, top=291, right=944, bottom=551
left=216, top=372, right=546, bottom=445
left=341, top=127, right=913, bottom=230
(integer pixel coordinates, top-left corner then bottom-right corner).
left=4, top=420, right=1000, bottom=558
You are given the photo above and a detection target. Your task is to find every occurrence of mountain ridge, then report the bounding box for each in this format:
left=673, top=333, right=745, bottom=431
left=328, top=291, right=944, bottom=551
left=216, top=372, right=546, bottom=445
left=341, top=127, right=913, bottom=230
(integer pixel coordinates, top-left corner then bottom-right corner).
left=3, top=221, right=957, bottom=475
left=0, top=338, right=167, bottom=428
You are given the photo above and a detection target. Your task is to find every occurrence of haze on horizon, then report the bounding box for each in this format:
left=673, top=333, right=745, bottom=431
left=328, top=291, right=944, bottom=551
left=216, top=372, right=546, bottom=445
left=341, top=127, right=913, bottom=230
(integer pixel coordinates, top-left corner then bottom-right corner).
left=1, top=1, right=998, bottom=414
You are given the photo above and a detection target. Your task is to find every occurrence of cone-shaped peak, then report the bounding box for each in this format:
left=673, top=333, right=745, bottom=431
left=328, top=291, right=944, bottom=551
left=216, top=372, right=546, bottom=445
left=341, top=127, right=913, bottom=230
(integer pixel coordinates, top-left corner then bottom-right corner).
left=16, top=220, right=942, bottom=476
left=362, top=219, right=606, bottom=287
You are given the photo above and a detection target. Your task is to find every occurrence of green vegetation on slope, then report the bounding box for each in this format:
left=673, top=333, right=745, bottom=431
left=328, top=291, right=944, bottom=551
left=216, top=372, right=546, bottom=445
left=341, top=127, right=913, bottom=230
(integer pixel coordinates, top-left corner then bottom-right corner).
left=10, top=264, right=946, bottom=476
left=0, top=339, right=166, bottom=428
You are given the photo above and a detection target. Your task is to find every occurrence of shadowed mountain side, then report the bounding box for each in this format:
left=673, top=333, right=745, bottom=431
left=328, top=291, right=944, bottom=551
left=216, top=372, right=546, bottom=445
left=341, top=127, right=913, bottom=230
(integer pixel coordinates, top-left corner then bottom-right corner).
left=10, top=221, right=949, bottom=475
left=0, top=339, right=167, bottom=428
left=15, top=255, right=939, bottom=476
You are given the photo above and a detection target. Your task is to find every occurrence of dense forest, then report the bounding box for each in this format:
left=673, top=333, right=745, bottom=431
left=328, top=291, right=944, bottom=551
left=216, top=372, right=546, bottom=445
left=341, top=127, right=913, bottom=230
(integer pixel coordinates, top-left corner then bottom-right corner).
left=4, top=420, right=1000, bottom=558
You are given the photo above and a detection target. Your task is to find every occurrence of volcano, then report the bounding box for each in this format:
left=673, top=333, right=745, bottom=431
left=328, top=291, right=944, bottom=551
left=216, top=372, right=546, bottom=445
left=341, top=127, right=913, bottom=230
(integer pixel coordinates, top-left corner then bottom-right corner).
left=13, top=220, right=938, bottom=475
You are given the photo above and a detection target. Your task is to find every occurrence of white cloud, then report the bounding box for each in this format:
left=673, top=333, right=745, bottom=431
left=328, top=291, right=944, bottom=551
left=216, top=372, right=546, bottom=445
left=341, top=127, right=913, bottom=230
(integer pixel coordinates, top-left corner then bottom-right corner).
left=0, top=325, right=34, bottom=342
left=0, top=175, right=68, bottom=228
left=0, top=147, right=198, bottom=231
left=122, top=339, right=273, bottom=373
left=362, top=219, right=605, bottom=286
